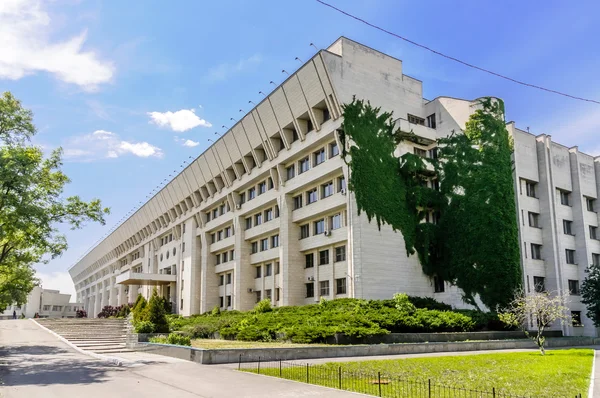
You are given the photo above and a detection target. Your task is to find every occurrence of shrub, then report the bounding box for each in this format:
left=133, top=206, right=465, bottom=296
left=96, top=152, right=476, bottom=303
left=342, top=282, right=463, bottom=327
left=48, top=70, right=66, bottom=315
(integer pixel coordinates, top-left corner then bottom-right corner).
left=135, top=320, right=155, bottom=333
left=253, top=299, right=272, bottom=314
left=76, top=309, right=87, bottom=318
left=149, top=335, right=168, bottom=344
left=132, top=296, right=148, bottom=323
left=408, top=296, right=453, bottom=311
left=167, top=333, right=191, bottom=346
left=145, top=290, right=169, bottom=333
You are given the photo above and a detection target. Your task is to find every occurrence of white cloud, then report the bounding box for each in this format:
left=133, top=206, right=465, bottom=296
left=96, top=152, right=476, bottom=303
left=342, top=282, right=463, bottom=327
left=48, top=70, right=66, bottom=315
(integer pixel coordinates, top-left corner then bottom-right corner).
left=148, top=108, right=211, bottom=132
left=0, top=0, right=114, bottom=91
left=63, top=129, right=163, bottom=161
left=205, top=54, right=261, bottom=82
left=175, top=136, right=200, bottom=147
left=36, top=271, right=76, bottom=300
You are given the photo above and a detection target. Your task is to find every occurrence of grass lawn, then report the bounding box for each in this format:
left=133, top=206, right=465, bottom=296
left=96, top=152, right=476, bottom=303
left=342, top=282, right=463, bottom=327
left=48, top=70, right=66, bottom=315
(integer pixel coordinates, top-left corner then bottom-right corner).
left=243, top=349, right=593, bottom=397
left=191, top=339, right=329, bottom=349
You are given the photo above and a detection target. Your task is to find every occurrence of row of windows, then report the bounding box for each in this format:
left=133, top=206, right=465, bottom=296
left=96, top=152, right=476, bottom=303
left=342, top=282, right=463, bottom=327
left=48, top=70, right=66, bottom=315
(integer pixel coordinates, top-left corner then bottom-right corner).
left=413, top=146, right=438, bottom=159
left=522, top=179, right=597, bottom=212
left=528, top=212, right=600, bottom=239
left=255, top=262, right=281, bottom=278
left=206, top=202, right=231, bottom=223
left=528, top=276, right=580, bottom=296
left=293, top=176, right=346, bottom=210
left=527, top=242, right=600, bottom=266
left=239, top=178, right=275, bottom=206
left=408, top=113, right=437, bottom=129
left=254, top=288, right=281, bottom=303
left=211, top=225, right=234, bottom=243
left=305, top=246, right=346, bottom=268
left=160, top=234, right=174, bottom=246
left=305, top=278, right=347, bottom=297
left=250, top=235, right=280, bottom=254
left=159, top=247, right=177, bottom=262
left=245, top=205, right=280, bottom=230
left=285, top=142, right=339, bottom=182
left=299, top=212, right=345, bottom=239
left=215, top=249, right=235, bottom=265
left=218, top=272, right=233, bottom=286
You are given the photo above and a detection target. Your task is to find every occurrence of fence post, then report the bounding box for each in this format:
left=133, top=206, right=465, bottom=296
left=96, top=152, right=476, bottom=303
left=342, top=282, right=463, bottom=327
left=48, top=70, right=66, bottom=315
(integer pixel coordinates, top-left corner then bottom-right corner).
left=492, top=387, right=496, bottom=398
left=279, top=359, right=282, bottom=377
left=378, top=372, right=382, bottom=397
left=339, top=366, right=342, bottom=390
left=257, top=357, right=261, bottom=374
left=238, top=354, right=241, bottom=370
left=306, top=363, right=309, bottom=383
left=428, top=379, right=431, bottom=398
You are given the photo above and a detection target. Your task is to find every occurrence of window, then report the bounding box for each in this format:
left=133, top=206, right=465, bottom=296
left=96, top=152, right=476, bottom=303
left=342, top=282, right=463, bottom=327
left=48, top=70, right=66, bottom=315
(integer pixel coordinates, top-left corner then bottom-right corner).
left=219, top=275, right=224, bottom=286
left=590, top=226, right=598, bottom=240
left=587, top=197, right=596, bottom=212
left=335, top=246, right=346, bottom=262
left=559, top=189, right=571, bottom=206
left=276, top=288, right=281, bottom=301
left=251, top=241, right=258, bottom=254
left=225, top=227, right=232, bottom=238
left=219, top=296, right=224, bottom=308
left=271, top=235, right=279, bottom=248
left=593, top=253, right=600, bottom=266
left=182, top=242, right=185, bottom=252
left=563, top=220, right=574, bottom=235
left=300, top=224, right=310, bottom=239
left=426, top=113, right=436, bottom=129
left=255, top=213, right=263, bottom=226
left=220, top=204, right=226, bottom=215
left=227, top=295, right=232, bottom=307
left=275, top=205, right=280, bottom=218
left=320, top=280, right=330, bottom=296
left=268, top=177, right=274, bottom=190
left=528, top=212, right=540, bottom=228
left=525, top=181, right=537, bottom=198
left=248, top=187, right=256, bottom=200
left=531, top=244, right=542, bottom=260
left=275, top=262, right=280, bottom=275
left=572, top=311, right=582, bottom=327
left=323, top=108, right=331, bottom=121
left=239, top=192, right=246, bottom=204
left=429, top=148, right=438, bottom=160
left=255, top=266, right=262, bottom=278
left=291, top=129, right=299, bottom=142
left=286, top=165, right=295, bottom=180
left=227, top=273, right=232, bottom=284
left=431, top=276, right=445, bottom=293
left=43, top=305, right=51, bottom=311
left=265, top=289, right=272, bottom=301
left=222, top=252, right=228, bottom=263
left=254, top=291, right=262, bottom=303
left=322, top=182, right=334, bottom=199
left=306, top=283, right=314, bottom=298
left=293, top=195, right=303, bottom=210
left=414, top=147, right=427, bottom=158
left=307, top=188, right=318, bottom=204
left=330, top=213, right=342, bottom=230
left=299, top=157, right=310, bottom=174
left=338, top=176, right=346, bottom=192
left=260, top=238, right=269, bottom=252
left=313, top=148, right=326, bottom=166
left=258, top=181, right=266, bottom=195
left=215, top=254, right=221, bottom=265
left=217, top=230, right=223, bottom=241
left=230, top=249, right=235, bottom=260
left=305, top=253, right=314, bottom=268
left=212, top=208, right=218, bottom=219
left=319, top=249, right=329, bottom=265
left=408, top=114, right=425, bottom=125
left=265, top=263, right=272, bottom=277
left=265, top=208, right=273, bottom=221
left=330, top=142, right=339, bottom=157
left=533, top=276, right=545, bottom=292
left=314, top=219, right=325, bottom=235
left=245, top=217, right=252, bottom=230
left=568, top=280, right=580, bottom=295
left=566, top=249, right=576, bottom=264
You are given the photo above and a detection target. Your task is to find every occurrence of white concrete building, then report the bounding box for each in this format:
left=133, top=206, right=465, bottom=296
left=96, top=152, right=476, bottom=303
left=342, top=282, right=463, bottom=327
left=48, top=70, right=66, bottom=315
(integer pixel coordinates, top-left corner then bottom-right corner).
left=68, top=37, right=599, bottom=336
left=1, top=286, right=83, bottom=319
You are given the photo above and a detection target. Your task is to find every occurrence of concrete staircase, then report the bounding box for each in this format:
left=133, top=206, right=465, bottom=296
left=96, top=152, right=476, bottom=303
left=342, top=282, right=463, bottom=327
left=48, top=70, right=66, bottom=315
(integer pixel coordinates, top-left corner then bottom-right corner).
left=36, top=318, right=134, bottom=354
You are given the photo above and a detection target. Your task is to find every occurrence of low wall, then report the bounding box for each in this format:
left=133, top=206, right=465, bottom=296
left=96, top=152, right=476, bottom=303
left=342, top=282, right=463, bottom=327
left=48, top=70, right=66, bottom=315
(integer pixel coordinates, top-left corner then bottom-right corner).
left=135, top=337, right=599, bottom=365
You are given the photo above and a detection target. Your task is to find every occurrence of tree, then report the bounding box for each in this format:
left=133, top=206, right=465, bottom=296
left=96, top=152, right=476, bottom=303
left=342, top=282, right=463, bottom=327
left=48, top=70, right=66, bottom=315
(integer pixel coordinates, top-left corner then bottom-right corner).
left=145, top=290, right=169, bottom=333
left=581, top=265, right=600, bottom=327
left=0, top=91, right=109, bottom=311
left=499, top=289, right=570, bottom=355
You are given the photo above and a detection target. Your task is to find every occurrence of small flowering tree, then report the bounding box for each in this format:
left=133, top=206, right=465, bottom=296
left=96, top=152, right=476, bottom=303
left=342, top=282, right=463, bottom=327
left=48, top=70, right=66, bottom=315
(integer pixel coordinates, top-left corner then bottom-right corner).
left=499, top=289, right=570, bottom=355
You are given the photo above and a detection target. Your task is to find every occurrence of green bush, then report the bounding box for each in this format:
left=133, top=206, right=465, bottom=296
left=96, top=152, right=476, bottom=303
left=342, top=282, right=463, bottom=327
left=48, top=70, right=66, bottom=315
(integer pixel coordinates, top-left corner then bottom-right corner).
left=148, top=335, right=168, bottom=344
left=253, top=299, right=272, bottom=314
left=132, top=295, right=148, bottom=323
left=135, top=320, right=155, bottom=333
left=148, top=333, right=191, bottom=346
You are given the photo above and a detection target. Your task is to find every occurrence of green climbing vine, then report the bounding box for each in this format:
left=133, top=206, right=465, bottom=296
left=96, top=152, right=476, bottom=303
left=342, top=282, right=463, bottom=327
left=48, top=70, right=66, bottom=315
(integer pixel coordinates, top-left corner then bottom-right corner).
left=340, top=97, right=521, bottom=311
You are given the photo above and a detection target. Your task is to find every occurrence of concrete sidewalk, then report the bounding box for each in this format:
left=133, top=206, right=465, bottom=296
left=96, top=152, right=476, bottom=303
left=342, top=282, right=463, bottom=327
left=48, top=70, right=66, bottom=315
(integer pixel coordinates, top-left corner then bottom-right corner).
left=0, top=320, right=366, bottom=397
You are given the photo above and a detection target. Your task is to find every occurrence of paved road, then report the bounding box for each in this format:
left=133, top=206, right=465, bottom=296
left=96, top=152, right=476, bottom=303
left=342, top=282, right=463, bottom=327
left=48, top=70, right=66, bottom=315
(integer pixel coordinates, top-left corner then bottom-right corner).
left=0, top=320, right=365, bottom=398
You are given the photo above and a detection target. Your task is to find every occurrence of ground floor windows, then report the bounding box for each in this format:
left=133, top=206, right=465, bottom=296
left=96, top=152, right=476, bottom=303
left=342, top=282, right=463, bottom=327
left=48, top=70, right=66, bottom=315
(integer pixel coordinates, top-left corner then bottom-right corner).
left=336, top=278, right=346, bottom=295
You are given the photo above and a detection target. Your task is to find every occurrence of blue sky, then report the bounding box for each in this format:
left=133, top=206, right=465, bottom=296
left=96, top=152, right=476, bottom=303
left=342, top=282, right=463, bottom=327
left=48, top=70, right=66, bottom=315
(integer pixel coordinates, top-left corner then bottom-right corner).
left=1, top=0, right=599, bottom=298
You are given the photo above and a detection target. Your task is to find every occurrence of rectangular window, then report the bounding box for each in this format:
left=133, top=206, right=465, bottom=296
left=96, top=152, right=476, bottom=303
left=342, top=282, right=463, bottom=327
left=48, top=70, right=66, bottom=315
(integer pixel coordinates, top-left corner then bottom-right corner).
left=265, top=289, right=272, bottom=301
left=255, top=213, right=262, bottom=226
left=210, top=233, right=216, bottom=244
left=239, top=192, right=246, bottom=204
left=323, top=108, right=331, bottom=121
left=314, top=219, right=325, bottom=235
left=408, top=114, right=425, bottom=125
left=286, top=165, right=295, bottom=180
left=227, top=273, right=232, bottom=285
left=225, top=227, right=232, bottom=238
left=219, top=296, right=224, bottom=308
left=330, top=142, right=339, bottom=157
left=533, top=276, right=545, bottom=292
left=215, top=254, right=221, bottom=265
left=307, top=188, right=318, bottom=204
left=528, top=212, right=540, bottom=228
left=563, top=220, right=574, bottom=235
left=255, top=266, right=262, bottom=278
left=299, top=157, right=310, bottom=174
left=587, top=197, right=596, bottom=212
left=319, top=249, right=329, bottom=265
left=212, top=208, right=219, bottom=219
left=220, top=204, right=226, bottom=215
left=265, top=263, right=272, bottom=277
left=413, top=147, right=427, bottom=158
left=306, top=283, right=314, bottom=298
left=426, top=113, right=436, bottom=129
left=265, top=208, right=273, bottom=221
left=531, top=244, right=542, bottom=260
left=429, top=148, right=438, bottom=160
left=293, top=195, right=303, bottom=210
left=251, top=241, right=258, bottom=254
left=320, top=280, right=330, bottom=296
left=432, top=276, right=445, bottom=293
left=276, top=288, right=281, bottom=301
left=292, top=129, right=299, bottom=142
left=572, top=311, right=582, bottom=326
left=217, top=230, right=223, bottom=241
left=566, top=249, right=576, bottom=264
left=258, top=181, right=266, bottom=195
left=275, top=205, right=280, bottom=218
left=245, top=217, right=252, bottom=230
left=559, top=189, right=571, bottom=206
left=230, top=249, right=235, bottom=260
left=300, top=224, right=310, bottom=239
left=260, top=238, right=269, bottom=252
left=275, top=262, right=280, bottom=275
left=593, top=253, right=600, bottom=266
left=568, top=279, right=580, bottom=295
left=590, top=226, right=598, bottom=240
left=330, top=213, right=342, bottom=230
left=525, top=181, right=537, bottom=198
left=268, top=177, right=274, bottom=190
left=335, top=246, right=346, bottom=262
left=338, top=176, right=346, bottom=192
left=305, top=253, right=314, bottom=268
left=219, top=275, right=224, bottom=286
left=313, top=148, right=326, bottom=166
left=271, top=234, right=279, bottom=248
left=248, top=187, right=256, bottom=200
left=222, top=252, right=228, bottom=263
left=321, top=182, right=334, bottom=199
left=336, top=278, right=347, bottom=294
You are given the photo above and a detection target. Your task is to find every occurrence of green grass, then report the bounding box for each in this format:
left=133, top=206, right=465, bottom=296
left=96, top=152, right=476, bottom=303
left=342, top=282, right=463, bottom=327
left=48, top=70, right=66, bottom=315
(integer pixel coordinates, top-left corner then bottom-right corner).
left=242, top=349, right=593, bottom=397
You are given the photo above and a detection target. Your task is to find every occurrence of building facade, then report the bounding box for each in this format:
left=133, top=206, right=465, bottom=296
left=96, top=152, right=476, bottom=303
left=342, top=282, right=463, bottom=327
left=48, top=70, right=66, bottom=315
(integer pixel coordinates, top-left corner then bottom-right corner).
left=68, top=37, right=600, bottom=336
left=1, top=286, right=82, bottom=319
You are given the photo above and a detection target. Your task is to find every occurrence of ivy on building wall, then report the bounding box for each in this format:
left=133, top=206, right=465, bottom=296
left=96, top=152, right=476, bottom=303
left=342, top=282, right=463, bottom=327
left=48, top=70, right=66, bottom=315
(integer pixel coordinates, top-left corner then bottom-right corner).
left=340, top=97, right=521, bottom=311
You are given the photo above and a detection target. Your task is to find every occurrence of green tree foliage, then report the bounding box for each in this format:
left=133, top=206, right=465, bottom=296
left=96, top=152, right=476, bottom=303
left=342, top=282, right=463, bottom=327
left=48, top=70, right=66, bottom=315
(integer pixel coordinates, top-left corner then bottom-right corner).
left=581, top=265, right=600, bottom=327
left=340, top=97, right=520, bottom=311
left=0, top=92, right=109, bottom=310
left=144, top=290, right=169, bottom=333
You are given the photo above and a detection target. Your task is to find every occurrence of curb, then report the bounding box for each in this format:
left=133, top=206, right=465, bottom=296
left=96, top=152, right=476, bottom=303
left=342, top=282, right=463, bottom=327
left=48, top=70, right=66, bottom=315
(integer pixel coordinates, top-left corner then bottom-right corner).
left=30, top=319, right=126, bottom=366
left=589, top=349, right=596, bottom=398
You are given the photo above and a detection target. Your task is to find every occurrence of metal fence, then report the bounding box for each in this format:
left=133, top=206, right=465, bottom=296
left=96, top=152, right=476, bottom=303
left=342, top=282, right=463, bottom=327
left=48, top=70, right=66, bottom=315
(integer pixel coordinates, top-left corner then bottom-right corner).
left=238, top=357, right=583, bottom=398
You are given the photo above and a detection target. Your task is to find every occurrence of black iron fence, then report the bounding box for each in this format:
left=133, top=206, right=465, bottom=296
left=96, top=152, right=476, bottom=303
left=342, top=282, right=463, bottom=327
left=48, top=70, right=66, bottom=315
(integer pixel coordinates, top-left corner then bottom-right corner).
left=238, top=357, right=583, bottom=398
